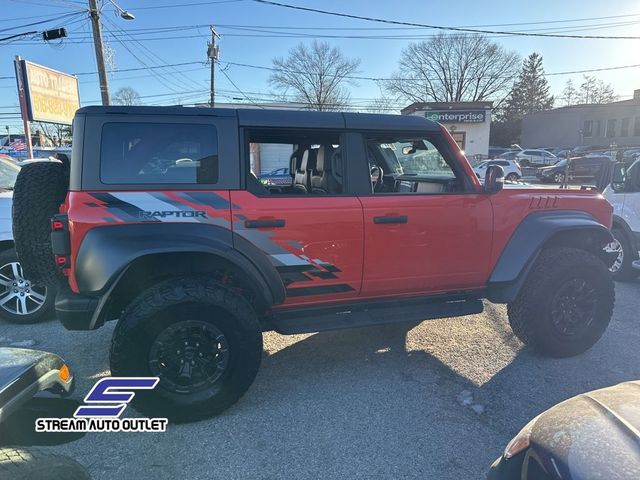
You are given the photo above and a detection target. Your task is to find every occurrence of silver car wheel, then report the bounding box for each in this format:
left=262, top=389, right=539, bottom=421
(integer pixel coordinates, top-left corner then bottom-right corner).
left=0, top=262, right=47, bottom=315
left=604, top=239, right=624, bottom=273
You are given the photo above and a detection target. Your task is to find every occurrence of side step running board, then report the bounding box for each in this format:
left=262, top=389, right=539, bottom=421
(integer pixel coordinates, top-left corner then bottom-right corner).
left=270, top=297, right=484, bottom=335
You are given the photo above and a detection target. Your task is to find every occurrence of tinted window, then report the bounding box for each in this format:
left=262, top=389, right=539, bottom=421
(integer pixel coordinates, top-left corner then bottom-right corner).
left=100, top=123, right=218, bottom=185
left=498, top=161, right=509, bottom=167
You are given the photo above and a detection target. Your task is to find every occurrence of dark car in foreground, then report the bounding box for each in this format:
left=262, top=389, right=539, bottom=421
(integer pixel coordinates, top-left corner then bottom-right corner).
left=489, top=380, right=640, bottom=479
left=0, top=348, right=89, bottom=480
left=537, top=156, right=613, bottom=184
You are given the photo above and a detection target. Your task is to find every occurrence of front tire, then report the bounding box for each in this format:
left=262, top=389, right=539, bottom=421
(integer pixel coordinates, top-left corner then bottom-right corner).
left=0, top=248, right=54, bottom=324
left=607, top=227, right=639, bottom=281
left=553, top=172, right=564, bottom=184
left=505, top=173, right=520, bottom=182
left=109, top=275, right=263, bottom=423
left=507, top=247, right=614, bottom=358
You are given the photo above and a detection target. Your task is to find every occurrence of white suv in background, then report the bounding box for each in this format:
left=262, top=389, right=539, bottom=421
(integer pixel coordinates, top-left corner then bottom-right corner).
left=604, top=158, right=640, bottom=280
left=516, top=149, right=557, bottom=167
left=473, top=159, right=522, bottom=182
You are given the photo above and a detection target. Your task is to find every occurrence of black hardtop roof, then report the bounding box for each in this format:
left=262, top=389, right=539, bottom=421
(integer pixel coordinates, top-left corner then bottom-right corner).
left=75, top=106, right=440, bottom=132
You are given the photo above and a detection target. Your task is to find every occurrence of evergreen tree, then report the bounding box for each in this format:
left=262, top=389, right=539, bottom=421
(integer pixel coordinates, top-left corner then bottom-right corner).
left=491, top=53, right=554, bottom=146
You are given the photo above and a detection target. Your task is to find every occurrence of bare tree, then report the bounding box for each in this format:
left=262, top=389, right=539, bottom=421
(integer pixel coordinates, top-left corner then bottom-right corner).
left=32, top=122, right=71, bottom=147
left=561, top=79, right=577, bottom=106
left=113, top=87, right=142, bottom=106
left=366, top=95, right=399, bottom=114
left=386, top=33, right=520, bottom=103
left=269, top=41, right=360, bottom=111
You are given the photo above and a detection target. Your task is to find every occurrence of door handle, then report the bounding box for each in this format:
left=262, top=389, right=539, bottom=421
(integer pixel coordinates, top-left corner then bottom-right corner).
left=245, top=219, right=286, bottom=228
left=373, top=215, right=408, bottom=224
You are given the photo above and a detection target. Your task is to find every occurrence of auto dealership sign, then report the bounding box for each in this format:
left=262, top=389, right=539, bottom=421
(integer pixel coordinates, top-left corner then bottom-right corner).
left=425, top=110, right=486, bottom=123
left=15, top=59, right=80, bottom=125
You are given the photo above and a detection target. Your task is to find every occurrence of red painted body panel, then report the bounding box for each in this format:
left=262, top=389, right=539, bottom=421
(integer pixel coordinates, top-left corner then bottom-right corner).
left=63, top=190, right=235, bottom=293
left=487, top=187, right=613, bottom=270
left=60, top=184, right=613, bottom=304
left=229, top=191, right=364, bottom=307
left=358, top=194, right=494, bottom=295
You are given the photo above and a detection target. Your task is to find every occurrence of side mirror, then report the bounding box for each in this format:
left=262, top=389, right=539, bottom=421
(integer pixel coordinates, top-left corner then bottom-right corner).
left=611, top=162, right=627, bottom=192
left=485, top=165, right=504, bottom=193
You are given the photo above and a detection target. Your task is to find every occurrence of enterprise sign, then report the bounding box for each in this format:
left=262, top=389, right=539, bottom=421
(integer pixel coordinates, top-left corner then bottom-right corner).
left=425, top=110, right=486, bottom=124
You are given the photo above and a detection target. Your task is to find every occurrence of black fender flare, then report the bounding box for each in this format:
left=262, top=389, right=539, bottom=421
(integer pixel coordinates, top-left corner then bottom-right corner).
left=486, top=210, right=613, bottom=303
left=74, top=222, right=285, bottom=306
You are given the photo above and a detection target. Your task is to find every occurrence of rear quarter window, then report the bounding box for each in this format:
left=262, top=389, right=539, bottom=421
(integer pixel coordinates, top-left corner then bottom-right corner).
left=100, top=122, right=218, bottom=185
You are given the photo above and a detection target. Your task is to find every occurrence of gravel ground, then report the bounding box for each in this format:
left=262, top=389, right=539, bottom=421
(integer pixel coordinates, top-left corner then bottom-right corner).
left=1, top=279, right=638, bottom=479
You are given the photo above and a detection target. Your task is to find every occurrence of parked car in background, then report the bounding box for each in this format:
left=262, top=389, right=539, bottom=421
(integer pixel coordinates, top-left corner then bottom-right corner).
left=567, top=155, right=613, bottom=183
left=536, top=159, right=567, bottom=183
left=553, top=149, right=571, bottom=159
left=515, top=149, right=557, bottom=167
left=488, top=147, right=510, bottom=159
left=488, top=380, right=640, bottom=480
left=0, top=158, right=54, bottom=324
left=474, top=159, right=521, bottom=181
left=604, top=159, right=640, bottom=280
left=497, top=150, right=521, bottom=161
left=260, top=167, right=291, bottom=186
left=571, top=145, right=607, bottom=156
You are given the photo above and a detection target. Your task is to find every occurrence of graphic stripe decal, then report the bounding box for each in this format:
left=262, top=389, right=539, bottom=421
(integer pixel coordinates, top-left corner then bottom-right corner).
left=286, top=284, right=355, bottom=297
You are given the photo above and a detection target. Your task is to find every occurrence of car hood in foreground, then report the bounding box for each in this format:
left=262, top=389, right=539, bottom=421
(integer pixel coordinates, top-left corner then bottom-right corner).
left=0, top=347, right=74, bottom=421
left=530, top=381, right=640, bottom=479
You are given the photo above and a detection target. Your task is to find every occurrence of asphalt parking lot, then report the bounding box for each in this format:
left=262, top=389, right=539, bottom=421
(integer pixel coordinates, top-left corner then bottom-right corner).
left=1, top=278, right=638, bottom=479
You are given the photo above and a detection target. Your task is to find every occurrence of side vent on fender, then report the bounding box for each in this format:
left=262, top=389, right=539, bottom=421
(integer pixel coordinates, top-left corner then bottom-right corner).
left=528, top=195, right=559, bottom=210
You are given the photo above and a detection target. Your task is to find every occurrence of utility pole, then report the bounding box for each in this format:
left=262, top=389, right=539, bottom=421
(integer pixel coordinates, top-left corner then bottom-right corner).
left=207, top=26, right=220, bottom=107
left=88, top=0, right=110, bottom=105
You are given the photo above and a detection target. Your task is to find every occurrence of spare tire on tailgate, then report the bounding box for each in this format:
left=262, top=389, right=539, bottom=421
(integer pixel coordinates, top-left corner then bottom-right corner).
left=12, top=161, right=68, bottom=286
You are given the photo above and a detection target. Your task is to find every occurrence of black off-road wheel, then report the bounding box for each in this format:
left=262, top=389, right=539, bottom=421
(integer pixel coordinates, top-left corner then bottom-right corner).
left=12, top=162, right=68, bottom=286
left=110, top=275, right=263, bottom=423
left=606, top=227, right=639, bottom=281
left=507, top=247, right=614, bottom=358
left=0, top=447, right=90, bottom=480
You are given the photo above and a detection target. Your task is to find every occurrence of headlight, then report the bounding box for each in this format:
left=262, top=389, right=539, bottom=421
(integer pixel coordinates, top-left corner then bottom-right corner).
left=503, top=415, right=540, bottom=459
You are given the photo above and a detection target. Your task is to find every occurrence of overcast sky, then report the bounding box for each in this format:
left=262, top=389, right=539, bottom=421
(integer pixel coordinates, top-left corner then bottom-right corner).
left=1, top=0, right=639, bottom=130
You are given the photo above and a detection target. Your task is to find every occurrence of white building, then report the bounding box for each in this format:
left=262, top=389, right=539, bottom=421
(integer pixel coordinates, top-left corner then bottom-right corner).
left=401, top=101, right=493, bottom=161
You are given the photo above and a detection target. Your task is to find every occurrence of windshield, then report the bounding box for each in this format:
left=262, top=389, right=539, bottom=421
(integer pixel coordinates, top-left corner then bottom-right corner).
left=0, top=158, right=20, bottom=189
left=554, top=159, right=567, bottom=167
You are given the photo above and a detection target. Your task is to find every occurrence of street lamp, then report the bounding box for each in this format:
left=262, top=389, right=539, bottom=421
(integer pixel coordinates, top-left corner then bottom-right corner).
left=107, top=0, right=135, bottom=20
left=88, top=0, right=135, bottom=105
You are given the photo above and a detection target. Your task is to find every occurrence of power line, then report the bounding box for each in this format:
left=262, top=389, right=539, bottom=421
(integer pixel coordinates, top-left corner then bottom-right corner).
left=219, top=59, right=640, bottom=82
left=0, top=11, right=84, bottom=34
left=250, top=0, right=640, bottom=40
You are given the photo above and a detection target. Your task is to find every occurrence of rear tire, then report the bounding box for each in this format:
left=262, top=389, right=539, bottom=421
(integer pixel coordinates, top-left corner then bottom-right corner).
left=12, top=162, right=68, bottom=286
left=507, top=247, right=614, bottom=358
left=0, top=248, right=54, bottom=324
left=110, top=275, right=263, bottom=423
left=553, top=172, right=564, bottom=184
left=0, top=447, right=90, bottom=480
left=607, top=227, right=639, bottom=281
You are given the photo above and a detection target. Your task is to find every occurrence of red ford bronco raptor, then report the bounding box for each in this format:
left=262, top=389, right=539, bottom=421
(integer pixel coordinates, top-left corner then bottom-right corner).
left=12, top=106, right=615, bottom=422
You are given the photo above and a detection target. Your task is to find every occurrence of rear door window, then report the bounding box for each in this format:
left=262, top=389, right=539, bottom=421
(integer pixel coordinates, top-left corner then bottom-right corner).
left=100, top=123, right=218, bottom=185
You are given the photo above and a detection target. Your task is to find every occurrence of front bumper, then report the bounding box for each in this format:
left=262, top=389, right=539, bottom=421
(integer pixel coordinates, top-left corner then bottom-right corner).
left=55, top=287, right=100, bottom=331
